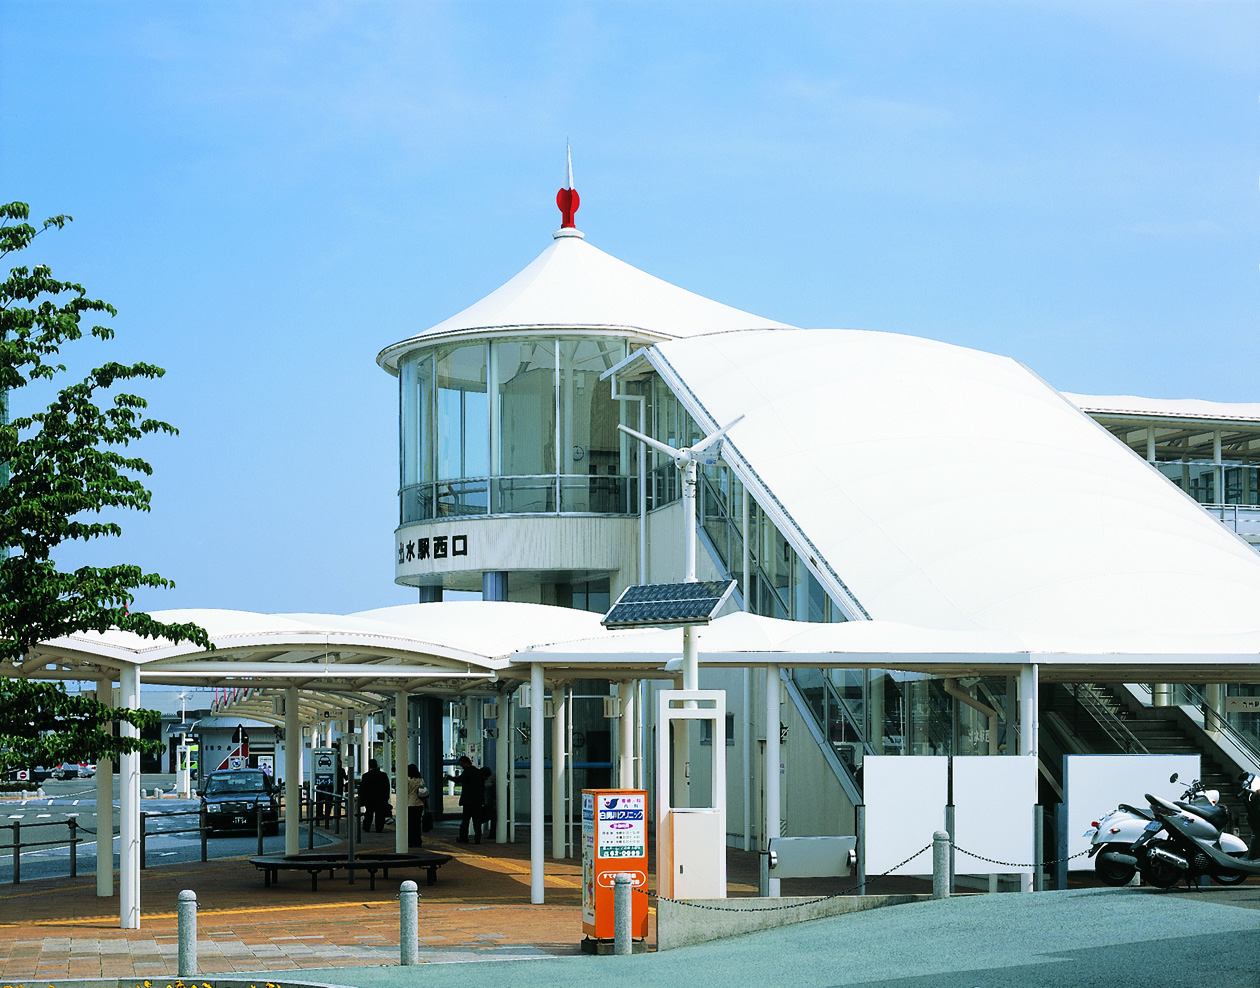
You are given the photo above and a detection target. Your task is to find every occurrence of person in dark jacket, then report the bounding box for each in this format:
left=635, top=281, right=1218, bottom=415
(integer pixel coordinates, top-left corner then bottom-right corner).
left=444, top=755, right=487, bottom=843
left=358, top=759, right=392, bottom=833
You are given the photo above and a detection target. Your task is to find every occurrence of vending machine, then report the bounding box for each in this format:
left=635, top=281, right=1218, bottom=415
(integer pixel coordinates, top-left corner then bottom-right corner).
left=581, top=788, right=649, bottom=947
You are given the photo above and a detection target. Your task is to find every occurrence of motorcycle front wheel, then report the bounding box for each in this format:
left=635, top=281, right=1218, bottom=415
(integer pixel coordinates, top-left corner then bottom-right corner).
left=1094, top=843, right=1137, bottom=886
left=1139, top=842, right=1184, bottom=889
left=1211, top=866, right=1248, bottom=886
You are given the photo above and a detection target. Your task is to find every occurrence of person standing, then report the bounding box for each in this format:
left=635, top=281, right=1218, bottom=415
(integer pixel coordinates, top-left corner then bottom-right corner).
left=358, top=759, right=392, bottom=833
left=406, top=763, right=429, bottom=847
left=444, top=755, right=487, bottom=844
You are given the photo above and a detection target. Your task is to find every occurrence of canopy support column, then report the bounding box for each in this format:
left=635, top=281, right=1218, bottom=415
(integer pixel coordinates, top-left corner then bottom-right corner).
left=530, top=662, right=545, bottom=903
left=119, top=663, right=141, bottom=929
left=765, top=664, right=781, bottom=897
left=96, top=672, right=114, bottom=898
left=1019, top=663, right=1038, bottom=894
left=285, top=687, right=301, bottom=855
left=395, top=691, right=409, bottom=854
left=618, top=682, right=635, bottom=789
left=495, top=693, right=509, bottom=842
left=552, top=681, right=567, bottom=859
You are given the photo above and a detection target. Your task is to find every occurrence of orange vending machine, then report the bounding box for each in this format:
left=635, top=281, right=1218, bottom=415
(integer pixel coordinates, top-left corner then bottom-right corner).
left=581, top=788, right=649, bottom=945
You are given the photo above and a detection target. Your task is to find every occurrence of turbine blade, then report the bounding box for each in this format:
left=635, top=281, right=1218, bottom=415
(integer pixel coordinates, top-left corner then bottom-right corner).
left=618, top=423, right=681, bottom=459
left=691, top=414, right=746, bottom=453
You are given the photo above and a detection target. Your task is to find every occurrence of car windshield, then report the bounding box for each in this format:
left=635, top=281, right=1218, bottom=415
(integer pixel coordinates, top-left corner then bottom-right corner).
left=205, top=773, right=266, bottom=794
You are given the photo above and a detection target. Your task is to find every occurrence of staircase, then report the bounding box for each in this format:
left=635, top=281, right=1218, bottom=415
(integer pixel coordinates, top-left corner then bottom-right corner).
left=1042, top=682, right=1249, bottom=837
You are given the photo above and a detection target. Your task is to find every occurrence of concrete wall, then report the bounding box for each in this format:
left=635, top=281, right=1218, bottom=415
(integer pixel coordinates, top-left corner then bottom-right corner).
left=656, top=893, right=929, bottom=950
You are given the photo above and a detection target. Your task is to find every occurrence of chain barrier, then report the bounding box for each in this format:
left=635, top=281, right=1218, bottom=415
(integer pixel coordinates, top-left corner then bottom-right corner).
left=951, top=842, right=1092, bottom=869
left=635, top=838, right=1092, bottom=913
left=634, top=842, right=934, bottom=913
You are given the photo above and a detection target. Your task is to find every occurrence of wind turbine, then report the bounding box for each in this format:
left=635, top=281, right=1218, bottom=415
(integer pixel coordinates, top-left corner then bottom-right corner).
left=617, top=415, right=744, bottom=582
left=617, top=415, right=744, bottom=693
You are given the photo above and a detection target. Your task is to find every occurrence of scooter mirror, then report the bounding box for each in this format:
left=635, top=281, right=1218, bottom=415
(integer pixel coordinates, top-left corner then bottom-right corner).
left=1169, top=773, right=1179, bottom=784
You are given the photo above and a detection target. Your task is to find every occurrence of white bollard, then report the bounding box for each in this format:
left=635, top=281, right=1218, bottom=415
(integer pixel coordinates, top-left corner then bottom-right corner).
left=932, top=831, right=951, bottom=900
left=177, top=889, right=197, bottom=976
left=399, top=880, right=420, bottom=965
left=613, top=873, right=633, bottom=955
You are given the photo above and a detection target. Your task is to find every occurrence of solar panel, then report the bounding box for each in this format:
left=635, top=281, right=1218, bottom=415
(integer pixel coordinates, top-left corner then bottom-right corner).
left=602, top=580, right=737, bottom=629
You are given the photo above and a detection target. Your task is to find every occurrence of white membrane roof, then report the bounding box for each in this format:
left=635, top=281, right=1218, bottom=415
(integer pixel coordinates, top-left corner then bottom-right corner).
left=1066, top=393, right=1260, bottom=425
left=378, top=233, right=791, bottom=373
left=651, top=328, right=1260, bottom=645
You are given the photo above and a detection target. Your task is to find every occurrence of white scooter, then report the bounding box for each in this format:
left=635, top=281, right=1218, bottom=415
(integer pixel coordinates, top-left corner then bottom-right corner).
left=1129, top=773, right=1260, bottom=888
left=1084, top=775, right=1239, bottom=886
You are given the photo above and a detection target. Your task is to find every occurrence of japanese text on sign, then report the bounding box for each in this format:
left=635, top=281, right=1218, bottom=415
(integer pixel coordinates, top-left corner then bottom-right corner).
left=399, top=534, right=469, bottom=565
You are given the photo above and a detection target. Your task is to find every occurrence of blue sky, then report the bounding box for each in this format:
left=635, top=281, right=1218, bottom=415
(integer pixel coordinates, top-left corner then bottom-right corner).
left=2, top=2, right=1257, bottom=616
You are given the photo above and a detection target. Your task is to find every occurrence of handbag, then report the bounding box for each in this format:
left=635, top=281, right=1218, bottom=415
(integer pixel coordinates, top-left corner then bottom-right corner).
left=422, top=809, right=434, bottom=832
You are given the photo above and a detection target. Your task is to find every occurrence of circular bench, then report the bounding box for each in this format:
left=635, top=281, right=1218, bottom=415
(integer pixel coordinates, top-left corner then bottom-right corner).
left=249, top=851, right=452, bottom=891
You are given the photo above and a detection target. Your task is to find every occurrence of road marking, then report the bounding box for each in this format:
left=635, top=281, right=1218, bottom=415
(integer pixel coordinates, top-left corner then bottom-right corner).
left=36, top=813, right=51, bottom=819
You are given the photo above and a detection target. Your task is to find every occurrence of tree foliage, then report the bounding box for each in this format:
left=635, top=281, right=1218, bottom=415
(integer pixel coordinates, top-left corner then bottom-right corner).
left=0, top=202, right=211, bottom=769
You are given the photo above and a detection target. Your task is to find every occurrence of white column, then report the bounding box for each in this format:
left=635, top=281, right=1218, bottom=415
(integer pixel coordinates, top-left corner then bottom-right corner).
left=119, top=663, right=141, bottom=929
left=395, top=691, right=409, bottom=854
left=359, top=713, right=370, bottom=775
left=285, top=687, right=301, bottom=855
left=530, top=663, right=545, bottom=904
left=618, top=683, right=635, bottom=789
left=683, top=459, right=697, bottom=581
left=765, top=664, right=781, bottom=897
left=1018, top=663, right=1038, bottom=894
left=551, top=681, right=567, bottom=859
left=495, top=694, right=509, bottom=843
left=742, top=667, right=752, bottom=851
left=682, top=626, right=699, bottom=691
left=1205, top=683, right=1224, bottom=734
left=96, top=673, right=114, bottom=898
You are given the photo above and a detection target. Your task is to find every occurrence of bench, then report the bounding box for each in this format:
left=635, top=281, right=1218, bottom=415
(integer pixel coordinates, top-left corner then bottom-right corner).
left=249, top=851, right=452, bottom=891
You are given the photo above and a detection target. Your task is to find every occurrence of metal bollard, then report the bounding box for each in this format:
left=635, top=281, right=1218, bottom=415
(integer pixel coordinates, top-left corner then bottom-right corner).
left=932, top=831, right=950, bottom=899
left=399, top=880, right=420, bottom=965
left=613, top=873, right=633, bottom=955
left=68, top=817, right=77, bottom=878
left=177, top=889, right=197, bottom=976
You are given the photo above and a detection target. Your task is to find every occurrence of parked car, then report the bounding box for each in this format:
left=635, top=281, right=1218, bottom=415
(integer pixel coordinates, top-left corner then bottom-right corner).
left=199, top=769, right=280, bottom=835
left=77, top=762, right=97, bottom=778
left=50, top=762, right=83, bottom=780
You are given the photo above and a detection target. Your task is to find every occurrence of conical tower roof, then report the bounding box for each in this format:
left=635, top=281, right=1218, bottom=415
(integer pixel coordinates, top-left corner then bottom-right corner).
left=378, top=229, right=792, bottom=373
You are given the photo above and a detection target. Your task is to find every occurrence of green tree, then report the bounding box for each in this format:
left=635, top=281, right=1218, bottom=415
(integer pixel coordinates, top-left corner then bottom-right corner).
left=0, top=202, right=210, bottom=772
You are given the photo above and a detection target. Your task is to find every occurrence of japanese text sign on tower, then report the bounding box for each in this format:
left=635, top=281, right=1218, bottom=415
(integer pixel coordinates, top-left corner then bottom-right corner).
left=582, top=789, right=648, bottom=942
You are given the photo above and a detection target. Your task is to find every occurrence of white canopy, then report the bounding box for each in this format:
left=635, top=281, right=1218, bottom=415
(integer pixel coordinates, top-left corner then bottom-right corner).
left=647, top=328, right=1260, bottom=645
left=377, top=232, right=791, bottom=373
left=1066, top=392, right=1260, bottom=425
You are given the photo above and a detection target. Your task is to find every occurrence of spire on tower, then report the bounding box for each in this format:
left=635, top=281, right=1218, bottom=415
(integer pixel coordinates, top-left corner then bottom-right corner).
left=556, top=141, right=580, bottom=230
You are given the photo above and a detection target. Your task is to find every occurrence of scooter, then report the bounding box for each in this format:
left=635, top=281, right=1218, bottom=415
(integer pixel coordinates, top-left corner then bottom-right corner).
left=1130, top=773, right=1260, bottom=888
left=1084, top=775, right=1235, bottom=886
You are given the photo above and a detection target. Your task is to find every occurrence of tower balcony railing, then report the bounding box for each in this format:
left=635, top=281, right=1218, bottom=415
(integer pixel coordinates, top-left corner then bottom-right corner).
left=399, top=475, right=638, bottom=524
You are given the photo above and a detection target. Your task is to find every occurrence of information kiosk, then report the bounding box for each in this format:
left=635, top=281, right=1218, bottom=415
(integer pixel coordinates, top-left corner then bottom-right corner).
left=581, top=788, right=649, bottom=946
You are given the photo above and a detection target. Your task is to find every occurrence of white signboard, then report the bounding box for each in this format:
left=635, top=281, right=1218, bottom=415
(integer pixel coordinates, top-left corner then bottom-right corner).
left=1225, top=696, right=1260, bottom=714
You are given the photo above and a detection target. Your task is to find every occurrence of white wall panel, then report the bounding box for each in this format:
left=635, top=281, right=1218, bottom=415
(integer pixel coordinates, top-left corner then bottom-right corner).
left=863, top=755, right=947, bottom=875
left=1065, top=754, right=1200, bottom=867
left=953, top=756, right=1037, bottom=874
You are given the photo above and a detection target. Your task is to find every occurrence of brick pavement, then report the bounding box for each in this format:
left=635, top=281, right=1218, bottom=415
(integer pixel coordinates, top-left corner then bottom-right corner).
left=0, top=822, right=946, bottom=981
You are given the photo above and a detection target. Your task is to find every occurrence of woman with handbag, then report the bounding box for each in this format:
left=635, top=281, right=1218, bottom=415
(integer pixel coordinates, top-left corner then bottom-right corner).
left=406, top=763, right=430, bottom=847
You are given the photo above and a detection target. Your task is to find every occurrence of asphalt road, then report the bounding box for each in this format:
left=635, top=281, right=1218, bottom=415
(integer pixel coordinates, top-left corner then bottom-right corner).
left=257, top=888, right=1260, bottom=988
left=0, top=776, right=336, bottom=882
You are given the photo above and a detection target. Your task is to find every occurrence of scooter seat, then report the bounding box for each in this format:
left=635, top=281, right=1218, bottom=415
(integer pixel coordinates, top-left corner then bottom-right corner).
left=1173, top=800, right=1229, bottom=831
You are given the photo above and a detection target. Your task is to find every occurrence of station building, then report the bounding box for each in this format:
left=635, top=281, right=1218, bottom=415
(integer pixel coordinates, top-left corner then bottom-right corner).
left=25, top=183, right=1260, bottom=925
left=373, top=187, right=1260, bottom=850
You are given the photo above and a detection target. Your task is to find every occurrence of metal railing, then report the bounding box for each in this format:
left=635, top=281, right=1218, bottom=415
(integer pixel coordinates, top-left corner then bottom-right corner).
left=0, top=789, right=371, bottom=885
left=1069, top=684, right=1149, bottom=754
left=1134, top=683, right=1260, bottom=771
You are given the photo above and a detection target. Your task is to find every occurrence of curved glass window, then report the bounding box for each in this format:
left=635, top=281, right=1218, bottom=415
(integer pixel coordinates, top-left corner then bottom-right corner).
left=398, top=336, right=632, bottom=522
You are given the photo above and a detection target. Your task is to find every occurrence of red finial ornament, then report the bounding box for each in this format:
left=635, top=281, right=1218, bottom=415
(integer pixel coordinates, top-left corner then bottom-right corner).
left=557, top=142, right=579, bottom=228
left=557, top=187, right=580, bottom=228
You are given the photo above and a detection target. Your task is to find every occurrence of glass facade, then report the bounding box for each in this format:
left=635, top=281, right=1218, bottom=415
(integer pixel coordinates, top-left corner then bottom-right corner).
left=1156, top=459, right=1260, bottom=506
left=398, top=336, right=633, bottom=521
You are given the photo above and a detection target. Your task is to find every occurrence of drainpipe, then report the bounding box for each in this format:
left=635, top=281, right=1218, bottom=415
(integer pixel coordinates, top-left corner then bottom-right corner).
left=944, top=679, right=1000, bottom=756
